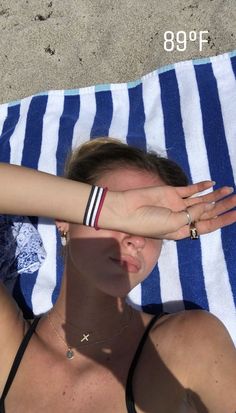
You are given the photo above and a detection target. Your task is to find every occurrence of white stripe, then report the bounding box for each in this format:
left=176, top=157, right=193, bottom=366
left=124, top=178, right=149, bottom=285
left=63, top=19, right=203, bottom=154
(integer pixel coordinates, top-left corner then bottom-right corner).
left=109, top=84, right=129, bottom=139
left=86, top=186, right=99, bottom=226
left=0, top=103, right=8, bottom=136
left=72, top=88, right=96, bottom=149
left=32, top=91, right=65, bottom=314
left=9, top=97, right=32, bottom=165
left=32, top=218, right=57, bottom=314
left=142, top=73, right=167, bottom=157
left=37, top=90, right=65, bottom=174
left=211, top=55, right=236, bottom=183
left=175, top=61, right=212, bottom=183
left=201, top=231, right=236, bottom=342
left=158, top=240, right=185, bottom=312
left=176, top=60, right=235, bottom=336
left=90, top=187, right=103, bottom=227
left=127, top=284, right=142, bottom=310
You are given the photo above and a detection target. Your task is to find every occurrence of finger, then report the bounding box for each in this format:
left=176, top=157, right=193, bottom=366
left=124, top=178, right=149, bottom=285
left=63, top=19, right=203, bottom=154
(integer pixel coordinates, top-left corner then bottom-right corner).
left=197, top=210, right=236, bottom=234
left=164, top=203, right=236, bottom=240
left=165, top=202, right=214, bottom=235
left=199, top=194, right=236, bottom=220
left=185, top=186, right=234, bottom=207
left=176, top=181, right=215, bottom=198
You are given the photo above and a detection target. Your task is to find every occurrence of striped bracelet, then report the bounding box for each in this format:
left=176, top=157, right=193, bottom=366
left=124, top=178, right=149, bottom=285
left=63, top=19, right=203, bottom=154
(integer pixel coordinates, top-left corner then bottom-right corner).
left=83, top=186, right=108, bottom=230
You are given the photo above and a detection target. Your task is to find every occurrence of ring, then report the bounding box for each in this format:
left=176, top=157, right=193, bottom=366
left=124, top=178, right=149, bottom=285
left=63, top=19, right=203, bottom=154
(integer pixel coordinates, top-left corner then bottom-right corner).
left=190, top=222, right=199, bottom=240
left=184, top=209, right=192, bottom=225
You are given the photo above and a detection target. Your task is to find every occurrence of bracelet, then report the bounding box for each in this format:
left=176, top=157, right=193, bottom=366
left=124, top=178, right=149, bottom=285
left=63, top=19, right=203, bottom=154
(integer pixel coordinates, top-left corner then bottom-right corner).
left=83, top=185, right=108, bottom=230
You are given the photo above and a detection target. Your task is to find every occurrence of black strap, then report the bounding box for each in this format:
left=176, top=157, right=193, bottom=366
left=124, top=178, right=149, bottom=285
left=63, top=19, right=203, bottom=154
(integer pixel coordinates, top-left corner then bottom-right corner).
left=0, top=317, right=41, bottom=409
left=125, top=312, right=166, bottom=413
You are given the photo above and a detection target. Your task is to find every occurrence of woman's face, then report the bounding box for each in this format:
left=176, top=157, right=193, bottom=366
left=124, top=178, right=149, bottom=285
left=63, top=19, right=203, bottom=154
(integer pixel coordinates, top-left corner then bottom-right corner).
left=67, top=167, right=164, bottom=297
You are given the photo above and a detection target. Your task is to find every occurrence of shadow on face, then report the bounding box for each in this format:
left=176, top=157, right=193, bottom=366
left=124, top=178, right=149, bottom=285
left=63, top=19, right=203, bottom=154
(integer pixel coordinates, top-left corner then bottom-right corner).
left=60, top=236, right=209, bottom=413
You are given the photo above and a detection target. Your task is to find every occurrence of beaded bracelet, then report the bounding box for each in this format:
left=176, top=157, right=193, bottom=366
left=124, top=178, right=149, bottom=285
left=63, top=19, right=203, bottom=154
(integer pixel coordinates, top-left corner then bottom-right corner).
left=83, top=186, right=108, bottom=230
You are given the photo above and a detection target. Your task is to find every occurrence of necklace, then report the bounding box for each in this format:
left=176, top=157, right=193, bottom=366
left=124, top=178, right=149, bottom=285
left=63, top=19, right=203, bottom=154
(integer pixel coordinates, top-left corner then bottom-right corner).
left=46, top=307, right=133, bottom=360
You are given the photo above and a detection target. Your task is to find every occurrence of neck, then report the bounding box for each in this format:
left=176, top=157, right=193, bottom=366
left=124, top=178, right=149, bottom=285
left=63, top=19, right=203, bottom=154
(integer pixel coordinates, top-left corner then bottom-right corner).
left=46, top=259, right=137, bottom=358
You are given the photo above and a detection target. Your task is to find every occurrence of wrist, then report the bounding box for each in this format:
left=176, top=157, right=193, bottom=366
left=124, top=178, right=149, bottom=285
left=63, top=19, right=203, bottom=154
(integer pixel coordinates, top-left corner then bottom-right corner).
left=98, top=190, right=127, bottom=232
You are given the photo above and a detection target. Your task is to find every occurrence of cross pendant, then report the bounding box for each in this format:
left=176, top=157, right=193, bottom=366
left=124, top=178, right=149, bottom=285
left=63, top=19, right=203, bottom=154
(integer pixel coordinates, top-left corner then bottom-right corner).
left=81, top=333, right=90, bottom=342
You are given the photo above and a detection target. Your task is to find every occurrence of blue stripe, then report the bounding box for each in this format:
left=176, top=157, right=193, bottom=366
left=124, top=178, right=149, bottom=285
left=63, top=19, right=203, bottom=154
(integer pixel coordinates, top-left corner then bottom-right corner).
left=159, top=69, right=192, bottom=179
left=56, top=95, right=81, bottom=176
left=53, top=95, right=81, bottom=304
left=230, top=54, right=236, bottom=78
left=13, top=272, right=37, bottom=319
left=195, top=62, right=236, bottom=306
left=52, top=231, right=64, bottom=305
left=141, top=265, right=163, bottom=314
left=18, top=96, right=48, bottom=309
left=22, top=95, right=48, bottom=169
left=159, top=68, right=208, bottom=310
left=221, top=224, right=236, bottom=307
left=227, top=55, right=236, bottom=305
left=195, top=63, right=234, bottom=188
left=0, top=104, right=20, bottom=162
left=90, top=91, right=113, bottom=138
left=177, top=238, right=208, bottom=310
left=127, top=83, right=146, bottom=150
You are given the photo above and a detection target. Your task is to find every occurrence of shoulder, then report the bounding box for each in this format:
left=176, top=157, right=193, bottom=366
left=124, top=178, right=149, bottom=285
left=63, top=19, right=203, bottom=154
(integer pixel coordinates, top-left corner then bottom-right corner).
left=149, top=309, right=235, bottom=379
left=151, top=309, right=234, bottom=344
left=150, top=310, right=236, bottom=411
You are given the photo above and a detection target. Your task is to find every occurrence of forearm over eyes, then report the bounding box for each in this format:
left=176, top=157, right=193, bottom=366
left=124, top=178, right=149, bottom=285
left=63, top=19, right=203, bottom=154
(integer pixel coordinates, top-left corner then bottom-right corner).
left=0, top=163, right=92, bottom=223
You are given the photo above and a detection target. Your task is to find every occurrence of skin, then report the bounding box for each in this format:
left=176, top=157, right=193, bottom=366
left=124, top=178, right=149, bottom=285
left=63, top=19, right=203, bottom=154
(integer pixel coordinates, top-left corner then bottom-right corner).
left=0, top=166, right=235, bottom=412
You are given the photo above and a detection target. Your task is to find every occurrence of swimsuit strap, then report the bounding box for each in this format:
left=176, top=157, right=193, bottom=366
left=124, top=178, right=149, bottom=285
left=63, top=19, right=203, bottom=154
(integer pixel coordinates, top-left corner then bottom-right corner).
left=125, top=312, right=167, bottom=413
left=0, top=316, right=41, bottom=410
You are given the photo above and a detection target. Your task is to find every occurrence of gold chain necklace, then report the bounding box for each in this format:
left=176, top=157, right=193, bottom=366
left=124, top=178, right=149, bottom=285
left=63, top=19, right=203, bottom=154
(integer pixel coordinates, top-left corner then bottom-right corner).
left=46, top=308, right=133, bottom=360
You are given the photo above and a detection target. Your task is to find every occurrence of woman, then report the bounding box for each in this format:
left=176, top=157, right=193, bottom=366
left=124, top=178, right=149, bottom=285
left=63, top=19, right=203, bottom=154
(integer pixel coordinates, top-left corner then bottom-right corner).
left=0, top=138, right=235, bottom=413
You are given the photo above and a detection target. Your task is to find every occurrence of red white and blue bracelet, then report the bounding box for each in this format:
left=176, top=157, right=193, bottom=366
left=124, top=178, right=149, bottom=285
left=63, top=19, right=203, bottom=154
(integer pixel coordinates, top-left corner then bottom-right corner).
left=83, top=185, right=108, bottom=230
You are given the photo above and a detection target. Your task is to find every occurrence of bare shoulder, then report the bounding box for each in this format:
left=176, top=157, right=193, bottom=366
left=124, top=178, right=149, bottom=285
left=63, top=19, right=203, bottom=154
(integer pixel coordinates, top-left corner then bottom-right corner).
left=150, top=310, right=236, bottom=412
left=0, top=281, right=27, bottom=395
left=151, top=309, right=234, bottom=345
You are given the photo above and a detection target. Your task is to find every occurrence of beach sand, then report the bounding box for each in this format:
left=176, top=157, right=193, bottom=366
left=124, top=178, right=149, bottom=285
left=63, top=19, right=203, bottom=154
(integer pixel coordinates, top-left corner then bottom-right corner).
left=0, top=0, right=235, bottom=104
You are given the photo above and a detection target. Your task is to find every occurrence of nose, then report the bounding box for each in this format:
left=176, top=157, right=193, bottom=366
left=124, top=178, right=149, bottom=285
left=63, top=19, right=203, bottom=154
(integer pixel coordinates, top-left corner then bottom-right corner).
left=121, top=233, right=146, bottom=251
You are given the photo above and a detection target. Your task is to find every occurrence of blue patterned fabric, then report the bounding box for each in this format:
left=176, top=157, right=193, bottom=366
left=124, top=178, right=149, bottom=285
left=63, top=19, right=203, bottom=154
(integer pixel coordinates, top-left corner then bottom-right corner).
left=0, top=50, right=236, bottom=343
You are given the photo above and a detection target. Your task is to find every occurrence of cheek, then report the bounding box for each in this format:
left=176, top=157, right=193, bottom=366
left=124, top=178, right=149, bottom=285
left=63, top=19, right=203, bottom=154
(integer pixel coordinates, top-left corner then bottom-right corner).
left=145, top=240, right=163, bottom=269
left=67, top=226, right=120, bottom=264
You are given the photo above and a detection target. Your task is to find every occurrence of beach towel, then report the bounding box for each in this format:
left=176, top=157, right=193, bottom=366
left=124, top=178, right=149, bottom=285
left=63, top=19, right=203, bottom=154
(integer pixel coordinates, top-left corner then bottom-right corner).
left=0, top=49, right=236, bottom=344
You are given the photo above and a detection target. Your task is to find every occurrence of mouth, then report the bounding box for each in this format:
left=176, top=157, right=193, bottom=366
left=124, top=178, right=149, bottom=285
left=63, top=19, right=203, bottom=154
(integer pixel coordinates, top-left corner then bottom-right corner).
left=109, top=255, right=141, bottom=273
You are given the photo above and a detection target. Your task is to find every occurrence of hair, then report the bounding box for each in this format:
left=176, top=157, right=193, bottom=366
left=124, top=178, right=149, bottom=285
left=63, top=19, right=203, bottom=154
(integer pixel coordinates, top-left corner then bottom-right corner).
left=64, top=137, right=188, bottom=187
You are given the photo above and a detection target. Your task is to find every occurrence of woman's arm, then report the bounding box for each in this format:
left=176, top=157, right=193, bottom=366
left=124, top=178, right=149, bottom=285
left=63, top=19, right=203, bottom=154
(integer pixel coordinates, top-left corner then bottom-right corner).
left=0, top=163, right=92, bottom=222
left=0, top=163, right=236, bottom=239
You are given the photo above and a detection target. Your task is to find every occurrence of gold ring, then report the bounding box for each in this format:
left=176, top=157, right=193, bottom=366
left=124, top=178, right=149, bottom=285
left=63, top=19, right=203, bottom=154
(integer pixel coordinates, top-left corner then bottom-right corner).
left=185, top=209, right=192, bottom=225
left=190, top=222, right=199, bottom=240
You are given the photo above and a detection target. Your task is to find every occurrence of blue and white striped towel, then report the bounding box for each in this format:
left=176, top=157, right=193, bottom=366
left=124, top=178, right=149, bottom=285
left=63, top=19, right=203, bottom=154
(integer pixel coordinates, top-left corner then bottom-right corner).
left=0, top=50, right=236, bottom=344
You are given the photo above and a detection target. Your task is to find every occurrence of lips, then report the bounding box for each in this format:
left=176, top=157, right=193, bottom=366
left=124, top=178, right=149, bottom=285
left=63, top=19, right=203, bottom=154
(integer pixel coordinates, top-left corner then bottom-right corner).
left=110, top=255, right=141, bottom=273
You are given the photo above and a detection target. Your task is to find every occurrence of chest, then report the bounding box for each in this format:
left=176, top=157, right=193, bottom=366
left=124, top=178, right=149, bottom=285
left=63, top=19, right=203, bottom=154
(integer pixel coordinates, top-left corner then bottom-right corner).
left=4, top=346, right=198, bottom=413
left=5, top=360, right=129, bottom=413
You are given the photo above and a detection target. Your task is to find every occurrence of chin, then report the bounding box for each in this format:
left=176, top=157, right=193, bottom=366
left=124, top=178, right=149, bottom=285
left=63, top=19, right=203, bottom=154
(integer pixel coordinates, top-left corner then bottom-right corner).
left=98, top=281, right=137, bottom=299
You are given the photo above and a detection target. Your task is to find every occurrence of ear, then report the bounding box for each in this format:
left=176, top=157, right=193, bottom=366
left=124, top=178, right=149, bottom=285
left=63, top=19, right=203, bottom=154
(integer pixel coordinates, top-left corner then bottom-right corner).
left=54, top=219, right=69, bottom=233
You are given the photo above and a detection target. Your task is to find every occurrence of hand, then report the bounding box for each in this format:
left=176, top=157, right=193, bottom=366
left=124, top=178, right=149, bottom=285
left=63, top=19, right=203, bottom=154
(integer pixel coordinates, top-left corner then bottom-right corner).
left=116, top=181, right=236, bottom=240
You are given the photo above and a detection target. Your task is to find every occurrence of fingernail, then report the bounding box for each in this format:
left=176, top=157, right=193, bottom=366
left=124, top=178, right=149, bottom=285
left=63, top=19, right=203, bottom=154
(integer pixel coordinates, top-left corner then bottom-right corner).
left=212, top=181, right=216, bottom=185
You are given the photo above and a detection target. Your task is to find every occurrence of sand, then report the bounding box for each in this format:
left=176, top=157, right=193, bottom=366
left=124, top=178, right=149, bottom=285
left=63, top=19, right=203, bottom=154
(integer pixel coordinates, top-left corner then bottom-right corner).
left=0, top=0, right=235, bottom=104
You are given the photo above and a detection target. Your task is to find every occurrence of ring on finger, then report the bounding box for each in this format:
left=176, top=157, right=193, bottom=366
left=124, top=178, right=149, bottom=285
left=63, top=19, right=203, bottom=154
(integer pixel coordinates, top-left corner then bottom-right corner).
left=190, top=222, right=199, bottom=240
left=184, top=209, right=192, bottom=225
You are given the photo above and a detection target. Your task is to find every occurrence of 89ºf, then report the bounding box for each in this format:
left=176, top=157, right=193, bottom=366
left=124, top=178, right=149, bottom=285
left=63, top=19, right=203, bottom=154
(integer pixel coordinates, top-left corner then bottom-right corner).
left=164, top=31, right=209, bottom=52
